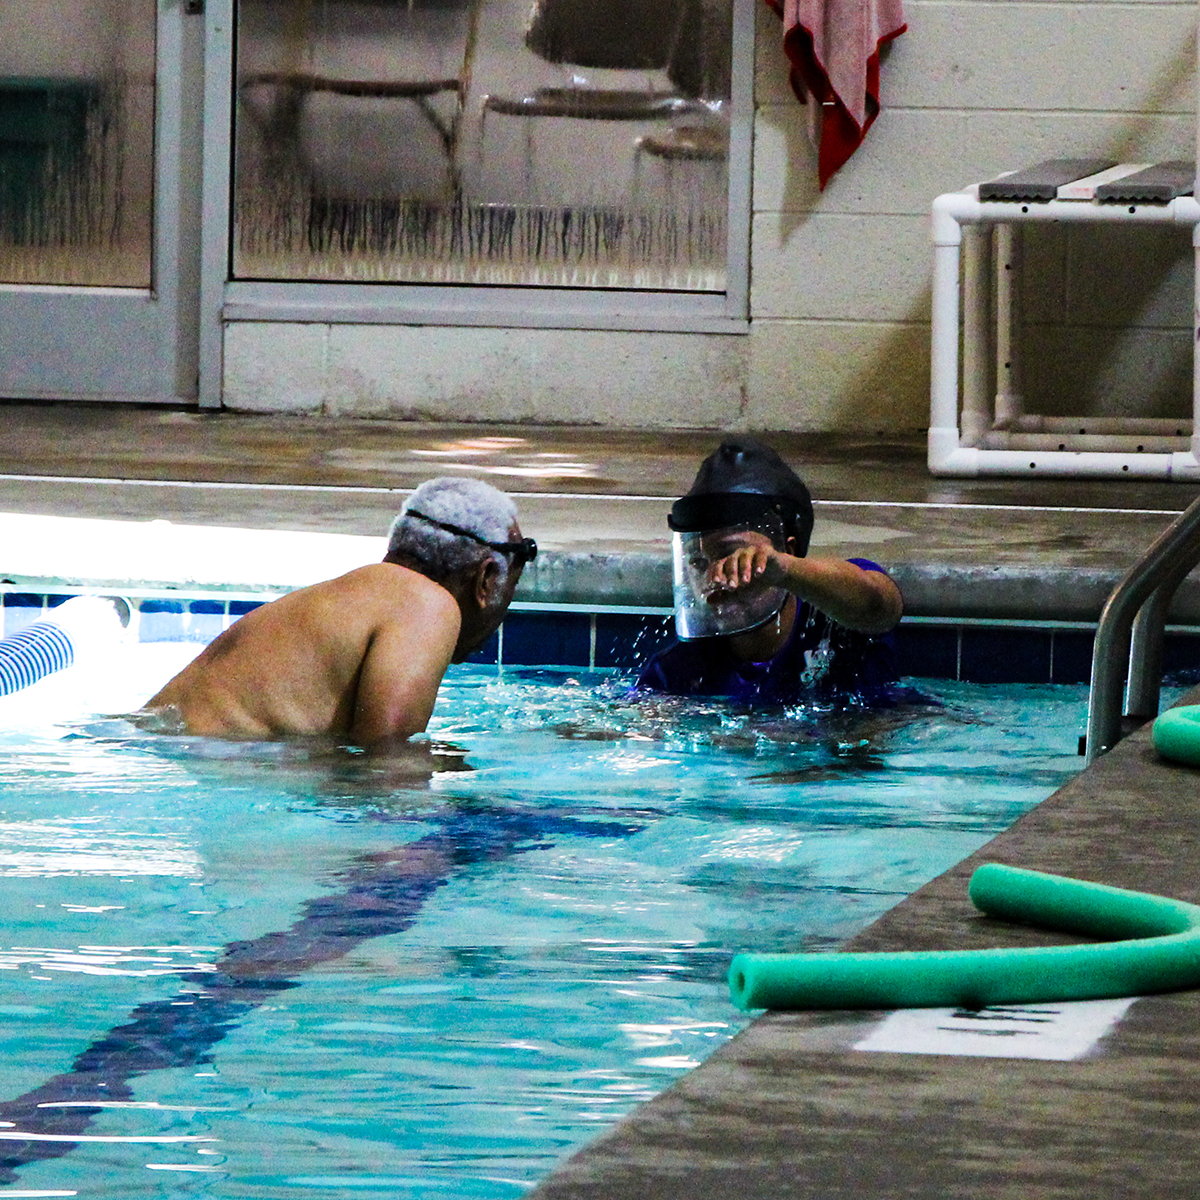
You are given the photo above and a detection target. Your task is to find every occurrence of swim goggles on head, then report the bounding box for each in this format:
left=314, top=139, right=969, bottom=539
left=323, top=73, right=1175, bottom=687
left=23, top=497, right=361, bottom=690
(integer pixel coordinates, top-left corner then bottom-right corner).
left=404, top=508, right=538, bottom=567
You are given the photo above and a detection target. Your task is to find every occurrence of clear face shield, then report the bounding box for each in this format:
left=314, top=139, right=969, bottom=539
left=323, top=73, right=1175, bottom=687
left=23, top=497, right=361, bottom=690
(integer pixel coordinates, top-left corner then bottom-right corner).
left=671, top=521, right=790, bottom=640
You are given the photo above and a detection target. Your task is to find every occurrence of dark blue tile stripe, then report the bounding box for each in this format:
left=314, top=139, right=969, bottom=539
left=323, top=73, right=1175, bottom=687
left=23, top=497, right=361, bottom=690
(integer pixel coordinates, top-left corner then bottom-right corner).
left=5, top=593, right=1200, bottom=685
left=502, top=612, right=592, bottom=667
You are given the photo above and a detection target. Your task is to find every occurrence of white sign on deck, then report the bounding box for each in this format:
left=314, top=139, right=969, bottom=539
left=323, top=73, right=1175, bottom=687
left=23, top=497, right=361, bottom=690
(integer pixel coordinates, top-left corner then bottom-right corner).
left=853, top=997, right=1136, bottom=1060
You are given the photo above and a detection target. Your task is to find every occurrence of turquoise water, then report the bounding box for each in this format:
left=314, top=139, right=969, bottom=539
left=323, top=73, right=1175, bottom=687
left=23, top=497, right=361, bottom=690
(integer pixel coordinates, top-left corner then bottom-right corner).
left=0, top=646, right=1088, bottom=1198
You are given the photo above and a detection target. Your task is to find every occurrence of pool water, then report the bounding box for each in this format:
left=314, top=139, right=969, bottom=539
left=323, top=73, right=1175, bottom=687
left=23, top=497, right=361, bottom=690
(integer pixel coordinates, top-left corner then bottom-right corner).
left=0, top=644, right=1091, bottom=1198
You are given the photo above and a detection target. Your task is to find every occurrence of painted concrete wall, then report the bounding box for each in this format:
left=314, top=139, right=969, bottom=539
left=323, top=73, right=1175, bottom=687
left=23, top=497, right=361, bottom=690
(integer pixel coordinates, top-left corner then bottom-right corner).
left=225, top=0, right=1198, bottom=432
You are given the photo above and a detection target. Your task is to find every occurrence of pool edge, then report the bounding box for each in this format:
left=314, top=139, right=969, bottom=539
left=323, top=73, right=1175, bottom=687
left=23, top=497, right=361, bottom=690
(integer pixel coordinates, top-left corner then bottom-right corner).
left=525, top=692, right=1200, bottom=1200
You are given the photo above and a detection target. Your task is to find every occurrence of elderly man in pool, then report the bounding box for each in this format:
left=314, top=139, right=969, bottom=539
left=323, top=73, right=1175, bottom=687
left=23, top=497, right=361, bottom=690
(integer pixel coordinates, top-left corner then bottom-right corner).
left=142, top=477, right=535, bottom=747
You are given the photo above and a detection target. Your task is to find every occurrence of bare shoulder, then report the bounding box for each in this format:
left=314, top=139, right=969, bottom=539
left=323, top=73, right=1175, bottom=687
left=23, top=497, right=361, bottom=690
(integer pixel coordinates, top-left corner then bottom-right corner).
left=324, top=563, right=459, bottom=623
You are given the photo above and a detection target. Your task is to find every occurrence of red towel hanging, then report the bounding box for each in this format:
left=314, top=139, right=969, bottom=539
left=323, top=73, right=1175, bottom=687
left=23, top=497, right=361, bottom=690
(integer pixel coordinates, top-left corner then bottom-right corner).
left=766, top=0, right=907, bottom=188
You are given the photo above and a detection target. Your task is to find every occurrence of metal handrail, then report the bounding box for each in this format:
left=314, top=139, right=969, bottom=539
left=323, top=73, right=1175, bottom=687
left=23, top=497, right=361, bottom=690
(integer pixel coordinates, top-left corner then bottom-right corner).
left=1085, top=491, right=1200, bottom=763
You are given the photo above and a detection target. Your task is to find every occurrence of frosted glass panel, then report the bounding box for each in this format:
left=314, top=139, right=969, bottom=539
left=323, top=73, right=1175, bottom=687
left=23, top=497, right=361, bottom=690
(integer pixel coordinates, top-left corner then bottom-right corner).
left=233, top=0, right=731, bottom=289
left=0, top=0, right=156, bottom=287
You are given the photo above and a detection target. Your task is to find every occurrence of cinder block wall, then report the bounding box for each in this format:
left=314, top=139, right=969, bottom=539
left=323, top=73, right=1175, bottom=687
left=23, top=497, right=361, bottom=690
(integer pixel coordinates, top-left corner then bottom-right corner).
left=226, top=0, right=1198, bottom=431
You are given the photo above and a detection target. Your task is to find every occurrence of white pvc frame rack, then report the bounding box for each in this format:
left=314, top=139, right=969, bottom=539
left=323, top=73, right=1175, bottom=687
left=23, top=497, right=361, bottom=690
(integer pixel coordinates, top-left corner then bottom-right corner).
left=928, top=184, right=1200, bottom=479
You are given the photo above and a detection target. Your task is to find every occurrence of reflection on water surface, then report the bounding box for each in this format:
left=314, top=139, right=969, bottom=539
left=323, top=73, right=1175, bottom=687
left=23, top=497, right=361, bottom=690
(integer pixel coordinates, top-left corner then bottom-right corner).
left=0, top=654, right=1084, bottom=1197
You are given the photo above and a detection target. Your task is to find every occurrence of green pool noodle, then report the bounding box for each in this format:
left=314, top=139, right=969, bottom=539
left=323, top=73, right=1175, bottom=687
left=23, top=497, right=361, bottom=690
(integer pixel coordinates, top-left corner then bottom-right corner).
left=728, top=863, right=1200, bottom=1011
left=1152, top=704, right=1200, bottom=767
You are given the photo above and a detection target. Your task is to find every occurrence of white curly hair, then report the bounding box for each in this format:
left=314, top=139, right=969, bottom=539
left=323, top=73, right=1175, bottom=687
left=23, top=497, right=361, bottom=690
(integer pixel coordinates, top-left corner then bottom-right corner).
left=387, top=477, right=520, bottom=586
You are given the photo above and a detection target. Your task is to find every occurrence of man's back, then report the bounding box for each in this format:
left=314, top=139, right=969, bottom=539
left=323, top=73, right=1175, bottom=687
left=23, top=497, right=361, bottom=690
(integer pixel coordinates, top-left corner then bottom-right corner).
left=147, top=563, right=462, bottom=743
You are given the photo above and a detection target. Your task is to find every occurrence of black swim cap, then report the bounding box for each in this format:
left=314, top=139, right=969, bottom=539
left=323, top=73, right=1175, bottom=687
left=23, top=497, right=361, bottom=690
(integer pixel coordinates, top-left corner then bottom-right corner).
left=668, top=439, right=814, bottom=555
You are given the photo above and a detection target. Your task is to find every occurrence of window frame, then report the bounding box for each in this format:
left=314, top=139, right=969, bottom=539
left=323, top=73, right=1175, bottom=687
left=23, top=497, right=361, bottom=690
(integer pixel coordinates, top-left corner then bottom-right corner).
left=199, top=0, right=752, bottom=405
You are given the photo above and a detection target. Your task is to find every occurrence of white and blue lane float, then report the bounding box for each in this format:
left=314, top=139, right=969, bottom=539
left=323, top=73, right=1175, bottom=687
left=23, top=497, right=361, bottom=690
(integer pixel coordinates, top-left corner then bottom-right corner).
left=0, top=595, right=130, bottom=697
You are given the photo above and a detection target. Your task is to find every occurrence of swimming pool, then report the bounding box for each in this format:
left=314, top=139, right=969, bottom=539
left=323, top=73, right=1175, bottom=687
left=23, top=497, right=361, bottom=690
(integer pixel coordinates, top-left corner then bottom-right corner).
left=0, top=641, right=1089, bottom=1198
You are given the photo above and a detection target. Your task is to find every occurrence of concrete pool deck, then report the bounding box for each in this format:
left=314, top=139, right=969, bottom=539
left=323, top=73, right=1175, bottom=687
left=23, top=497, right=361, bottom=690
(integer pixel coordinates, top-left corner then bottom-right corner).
left=3, top=401, right=1200, bottom=621
left=5, top=400, right=1200, bottom=1198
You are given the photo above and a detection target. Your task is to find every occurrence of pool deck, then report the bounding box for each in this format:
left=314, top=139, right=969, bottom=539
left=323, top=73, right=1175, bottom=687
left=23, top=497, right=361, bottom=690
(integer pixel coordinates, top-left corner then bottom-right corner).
left=5, top=400, right=1200, bottom=1198
left=3, top=401, right=1200, bottom=620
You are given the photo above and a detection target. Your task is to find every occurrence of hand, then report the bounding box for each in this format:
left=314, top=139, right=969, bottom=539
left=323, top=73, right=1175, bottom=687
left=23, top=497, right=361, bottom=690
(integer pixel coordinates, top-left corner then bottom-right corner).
left=705, top=545, right=784, bottom=602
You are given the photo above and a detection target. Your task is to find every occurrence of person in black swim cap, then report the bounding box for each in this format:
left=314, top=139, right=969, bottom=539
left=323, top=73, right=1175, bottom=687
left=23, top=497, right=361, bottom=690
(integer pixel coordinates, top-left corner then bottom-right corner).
left=637, top=439, right=905, bottom=705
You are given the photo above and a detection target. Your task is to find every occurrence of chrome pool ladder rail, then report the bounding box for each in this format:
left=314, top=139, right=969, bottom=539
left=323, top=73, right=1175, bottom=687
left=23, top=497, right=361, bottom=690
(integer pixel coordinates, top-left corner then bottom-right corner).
left=1085, top=490, right=1200, bottom=763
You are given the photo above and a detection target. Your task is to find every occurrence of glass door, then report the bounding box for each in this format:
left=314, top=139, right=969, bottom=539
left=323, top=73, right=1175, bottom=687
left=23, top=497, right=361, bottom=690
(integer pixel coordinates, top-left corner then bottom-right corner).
left=230, top=0, right=732, bottom=290
left=0, top=0, right=203, bottom=403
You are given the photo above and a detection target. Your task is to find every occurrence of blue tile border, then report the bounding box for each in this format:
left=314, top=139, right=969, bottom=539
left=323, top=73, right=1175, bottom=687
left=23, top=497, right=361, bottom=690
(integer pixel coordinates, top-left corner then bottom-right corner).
left=1163, top=635, right=1200, bottom=686
left=466, top=630, right=499, bottom=666
left=961, top=626, right=1052, bottom=684
left=1050, top=630, right=1095, bottom=685
left=2, top=593, right=46, bottom=637
left=6, top=590, right=1200, bottom=686
left=894, top=624, right=959, bottom=681
left=595, top=613, right=674, bottom=671
left=502, top=612, right=592, bottom=667
left=893, top=623, right=1200, bottom=686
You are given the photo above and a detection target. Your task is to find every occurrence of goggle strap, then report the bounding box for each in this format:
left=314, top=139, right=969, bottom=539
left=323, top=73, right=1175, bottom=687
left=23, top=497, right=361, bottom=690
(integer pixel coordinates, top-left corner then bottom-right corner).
left=404, top=508, right=537, bottom=564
